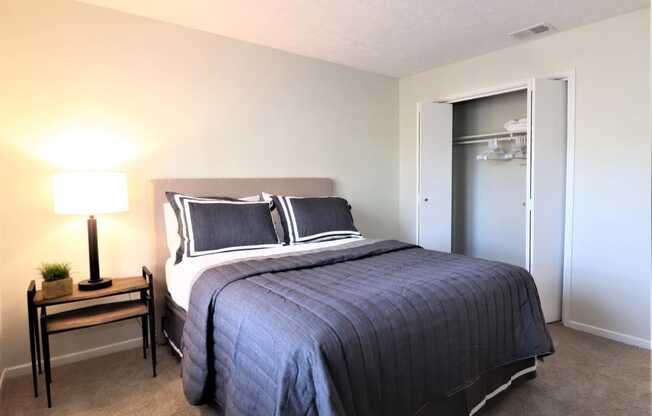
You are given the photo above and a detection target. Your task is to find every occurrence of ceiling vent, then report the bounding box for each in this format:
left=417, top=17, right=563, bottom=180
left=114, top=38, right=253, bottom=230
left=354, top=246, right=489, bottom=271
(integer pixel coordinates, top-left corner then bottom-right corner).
left=509, top=23, right=554, bottom=40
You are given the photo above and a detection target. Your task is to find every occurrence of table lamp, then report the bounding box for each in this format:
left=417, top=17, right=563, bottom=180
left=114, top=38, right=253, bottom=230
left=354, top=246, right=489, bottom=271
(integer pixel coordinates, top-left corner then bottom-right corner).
left=53, top=172, right=128, bottom=290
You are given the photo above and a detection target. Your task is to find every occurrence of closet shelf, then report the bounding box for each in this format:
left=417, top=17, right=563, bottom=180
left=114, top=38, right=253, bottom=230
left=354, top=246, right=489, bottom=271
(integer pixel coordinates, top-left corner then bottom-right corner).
left=454, top=130, right=526, bottom=145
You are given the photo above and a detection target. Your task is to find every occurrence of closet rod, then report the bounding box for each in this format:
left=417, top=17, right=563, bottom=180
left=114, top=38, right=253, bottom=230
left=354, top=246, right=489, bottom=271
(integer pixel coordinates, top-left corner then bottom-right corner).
left=454, top=130, right=526, bottom=145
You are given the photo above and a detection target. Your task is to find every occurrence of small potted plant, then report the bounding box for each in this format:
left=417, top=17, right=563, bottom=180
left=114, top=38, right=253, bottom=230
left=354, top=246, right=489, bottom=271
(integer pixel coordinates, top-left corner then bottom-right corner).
left=39, top=262, right=73, bottom=299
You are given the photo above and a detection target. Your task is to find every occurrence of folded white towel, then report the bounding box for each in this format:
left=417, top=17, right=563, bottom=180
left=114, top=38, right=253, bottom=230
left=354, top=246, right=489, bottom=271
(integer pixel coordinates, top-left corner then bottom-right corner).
left=504, top=118, right=527, bottom=132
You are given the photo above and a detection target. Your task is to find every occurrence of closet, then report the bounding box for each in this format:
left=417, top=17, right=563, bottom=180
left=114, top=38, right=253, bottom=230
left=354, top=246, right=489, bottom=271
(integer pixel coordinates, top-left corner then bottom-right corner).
left=452, top=90, right=528, bottom=268
left=418, top=79, right=567, bottom=323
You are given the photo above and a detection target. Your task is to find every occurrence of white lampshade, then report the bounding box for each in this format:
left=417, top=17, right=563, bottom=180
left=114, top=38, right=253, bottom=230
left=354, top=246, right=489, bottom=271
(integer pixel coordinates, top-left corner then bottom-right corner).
left=53, top=172, right=128, bottom=215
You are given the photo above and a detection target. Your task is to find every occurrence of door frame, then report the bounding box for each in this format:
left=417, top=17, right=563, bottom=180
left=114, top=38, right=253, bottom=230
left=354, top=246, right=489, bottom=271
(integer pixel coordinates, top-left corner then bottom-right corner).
left=415, top=70, right=576, bottom=322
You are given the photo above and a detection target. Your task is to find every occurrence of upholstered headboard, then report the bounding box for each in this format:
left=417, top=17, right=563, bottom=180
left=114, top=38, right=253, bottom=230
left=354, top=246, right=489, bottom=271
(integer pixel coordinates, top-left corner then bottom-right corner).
left=150, top=177, right=333, bottom=338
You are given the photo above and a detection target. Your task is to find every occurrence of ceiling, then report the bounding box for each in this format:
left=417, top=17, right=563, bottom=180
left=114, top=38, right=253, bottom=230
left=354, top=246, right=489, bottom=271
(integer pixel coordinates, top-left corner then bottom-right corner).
left=77, top=0, right=648, bottom=77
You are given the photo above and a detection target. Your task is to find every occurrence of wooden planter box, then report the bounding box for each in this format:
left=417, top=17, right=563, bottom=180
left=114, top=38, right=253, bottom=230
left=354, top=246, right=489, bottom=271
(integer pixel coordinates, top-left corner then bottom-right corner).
left=42, top=277, right=73, bottom=299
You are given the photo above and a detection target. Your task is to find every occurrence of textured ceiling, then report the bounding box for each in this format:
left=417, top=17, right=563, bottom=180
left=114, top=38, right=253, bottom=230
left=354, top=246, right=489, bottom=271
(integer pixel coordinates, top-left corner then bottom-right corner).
left=77, top=0, right=649, bottom=77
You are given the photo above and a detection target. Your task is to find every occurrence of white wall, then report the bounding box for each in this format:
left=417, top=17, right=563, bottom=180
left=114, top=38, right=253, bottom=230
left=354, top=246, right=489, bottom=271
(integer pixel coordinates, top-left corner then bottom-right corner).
left=399, top=9, right=651, bottom=347
left=0, top=0, right=398, bottom=371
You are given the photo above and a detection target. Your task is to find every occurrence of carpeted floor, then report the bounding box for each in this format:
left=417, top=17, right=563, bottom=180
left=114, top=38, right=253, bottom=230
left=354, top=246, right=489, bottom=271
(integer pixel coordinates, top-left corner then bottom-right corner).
left=1, top=323, right=650, bottom=415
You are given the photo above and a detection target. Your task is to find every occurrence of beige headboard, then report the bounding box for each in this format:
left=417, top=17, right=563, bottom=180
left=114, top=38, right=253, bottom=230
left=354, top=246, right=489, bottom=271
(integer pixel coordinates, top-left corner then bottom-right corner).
left=150, top=177, right=333, bottom=337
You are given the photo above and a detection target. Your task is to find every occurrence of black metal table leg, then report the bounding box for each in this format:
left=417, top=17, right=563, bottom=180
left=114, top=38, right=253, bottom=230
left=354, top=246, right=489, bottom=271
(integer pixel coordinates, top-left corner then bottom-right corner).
left=35, top=314, right=42, bottom=374
left=141, top=315, right=148, bottom=360
left=143, top=267, right=157, bottom=378
left=149, top=303, right=157, bottom=377
left=27, top=289, right=38, bottom=398
left=40, top=309, right=52, bottom=408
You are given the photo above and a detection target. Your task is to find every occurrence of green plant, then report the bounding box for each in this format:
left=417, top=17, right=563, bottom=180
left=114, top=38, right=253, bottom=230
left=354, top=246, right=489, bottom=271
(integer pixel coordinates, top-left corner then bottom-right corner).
left=38, top=262, right=71, bottom=282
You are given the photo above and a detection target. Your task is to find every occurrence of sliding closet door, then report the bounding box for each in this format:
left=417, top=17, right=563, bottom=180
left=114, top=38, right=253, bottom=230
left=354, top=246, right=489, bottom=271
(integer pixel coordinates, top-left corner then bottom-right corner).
left=530, top=79, right=567, bottom=323
left=418, top=102, right=452, bottom=252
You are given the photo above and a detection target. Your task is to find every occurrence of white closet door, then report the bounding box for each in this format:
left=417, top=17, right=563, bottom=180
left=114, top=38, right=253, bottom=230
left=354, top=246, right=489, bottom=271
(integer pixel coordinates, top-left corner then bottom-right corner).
left=418, top=102, right=453, bottom=252
left=530, top=79, right=567, bottom=323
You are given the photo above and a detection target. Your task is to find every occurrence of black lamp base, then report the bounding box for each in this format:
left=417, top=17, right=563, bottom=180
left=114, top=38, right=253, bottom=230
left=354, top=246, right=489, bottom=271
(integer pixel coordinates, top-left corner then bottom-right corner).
left=78, top=278, right=113, bottom=291
left=81, top=215, right=112, bottom=291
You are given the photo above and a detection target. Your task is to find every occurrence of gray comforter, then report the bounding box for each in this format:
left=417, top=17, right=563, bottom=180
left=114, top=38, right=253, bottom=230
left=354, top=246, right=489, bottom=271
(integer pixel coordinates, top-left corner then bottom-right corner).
left=182, top=240, right=553, bottom=415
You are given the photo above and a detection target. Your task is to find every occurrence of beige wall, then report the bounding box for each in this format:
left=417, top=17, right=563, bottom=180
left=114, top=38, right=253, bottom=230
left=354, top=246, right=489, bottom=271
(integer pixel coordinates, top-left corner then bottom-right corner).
left=0, top=0, right=399, bottom=370
left=0, top=288, right=3, bottom=380
left=399, top=9, right=651, bottom=346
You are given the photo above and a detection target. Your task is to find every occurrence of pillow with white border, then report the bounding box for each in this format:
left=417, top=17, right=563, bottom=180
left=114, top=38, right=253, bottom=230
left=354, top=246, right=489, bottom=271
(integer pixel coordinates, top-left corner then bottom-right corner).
left=270, top=195, right=361, bottom=245
left=165, top=193, right=275, bottom=264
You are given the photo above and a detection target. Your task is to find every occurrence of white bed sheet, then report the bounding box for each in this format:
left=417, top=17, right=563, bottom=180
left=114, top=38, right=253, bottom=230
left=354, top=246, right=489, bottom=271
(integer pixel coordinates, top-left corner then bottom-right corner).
left=166, top=238, right=363, bottom=310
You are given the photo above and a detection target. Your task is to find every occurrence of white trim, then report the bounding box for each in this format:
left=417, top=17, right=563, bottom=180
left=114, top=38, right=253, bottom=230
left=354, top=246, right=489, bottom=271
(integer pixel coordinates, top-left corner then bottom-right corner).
left=295, top=231, right=361, bottom=242
left=163, top=329, right=183, bottom=358
left=558, top=70, right=576, bottom=325
left=173, top=193, right=218, bottom=259
left=469, top=360, right=538, bottom=416
left=565, top=320, right=651, bottom=350
left=285, top=197, right=302, bottom=242
left=415, top=102, right=421, bottom=244
left=300, top=235, right=363, bottom=244
left=0, top=367, right=7, bottom=398
left=435, top=79, right=530, bottom=104
left=525, top=80, right=534, bottom=271
left=0, top=337, right=141, bottom=383
left=278, top=196, right=296, bottom=243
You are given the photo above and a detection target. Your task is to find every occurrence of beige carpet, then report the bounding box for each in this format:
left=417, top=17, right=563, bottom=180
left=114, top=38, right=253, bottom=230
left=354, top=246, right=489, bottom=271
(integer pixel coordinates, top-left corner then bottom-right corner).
left=1, top=324, right=650, bottom=415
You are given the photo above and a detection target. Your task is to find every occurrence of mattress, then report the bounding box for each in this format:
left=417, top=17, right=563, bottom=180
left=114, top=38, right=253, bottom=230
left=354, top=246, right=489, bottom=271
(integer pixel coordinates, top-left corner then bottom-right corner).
left=165, top=237, right=365, bottom=310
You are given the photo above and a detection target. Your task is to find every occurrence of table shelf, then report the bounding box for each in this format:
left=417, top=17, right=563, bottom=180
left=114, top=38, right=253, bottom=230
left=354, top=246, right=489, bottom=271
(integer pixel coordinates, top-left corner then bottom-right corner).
left=45, top=300, right=147, bottom=334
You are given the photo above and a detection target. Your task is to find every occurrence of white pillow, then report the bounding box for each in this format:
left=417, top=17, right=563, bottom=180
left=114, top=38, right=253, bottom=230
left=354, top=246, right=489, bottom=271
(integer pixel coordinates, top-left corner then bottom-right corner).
left=164, top=203, right=181, bottom=260
left=239, top=195, right=262, bottom=202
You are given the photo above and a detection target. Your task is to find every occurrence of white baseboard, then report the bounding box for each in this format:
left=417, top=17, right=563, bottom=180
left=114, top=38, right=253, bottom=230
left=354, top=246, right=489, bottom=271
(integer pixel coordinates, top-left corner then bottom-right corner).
left=0, top=337, right=142, bottom=386
left=564, top=320, right=651, bottom=350
left=0, top=366, right=7, bottom=399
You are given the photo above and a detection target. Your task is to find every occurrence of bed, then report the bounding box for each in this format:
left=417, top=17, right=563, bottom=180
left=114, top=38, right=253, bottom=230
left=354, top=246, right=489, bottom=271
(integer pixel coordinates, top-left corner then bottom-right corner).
left=151, top=178, right=554, bottom=416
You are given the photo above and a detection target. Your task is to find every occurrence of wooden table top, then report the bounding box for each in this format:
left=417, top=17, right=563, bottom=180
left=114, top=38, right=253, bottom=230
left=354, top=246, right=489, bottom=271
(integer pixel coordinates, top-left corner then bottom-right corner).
left=34, top=276, right=148, bottom=306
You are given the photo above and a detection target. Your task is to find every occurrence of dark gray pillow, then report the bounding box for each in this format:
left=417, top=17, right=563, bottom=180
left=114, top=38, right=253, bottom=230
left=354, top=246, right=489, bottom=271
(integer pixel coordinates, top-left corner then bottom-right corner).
left=270, top=195, right=361, bottom=245
left=166, top=192, right=278, bottom=264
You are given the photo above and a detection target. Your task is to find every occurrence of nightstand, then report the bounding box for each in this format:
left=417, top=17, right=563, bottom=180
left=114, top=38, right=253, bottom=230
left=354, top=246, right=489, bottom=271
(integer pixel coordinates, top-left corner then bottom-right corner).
left=26, top=267, right=156, bottom=408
